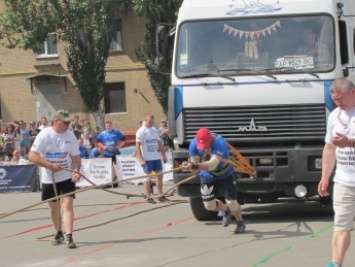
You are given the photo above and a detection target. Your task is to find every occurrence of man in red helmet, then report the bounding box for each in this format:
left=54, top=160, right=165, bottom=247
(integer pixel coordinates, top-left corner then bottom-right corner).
left=186, top=128, right=245, bottom=233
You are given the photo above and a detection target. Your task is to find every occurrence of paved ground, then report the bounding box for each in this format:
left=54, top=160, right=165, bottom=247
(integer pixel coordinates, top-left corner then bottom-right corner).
left=0, top=184, right=353, bottom=267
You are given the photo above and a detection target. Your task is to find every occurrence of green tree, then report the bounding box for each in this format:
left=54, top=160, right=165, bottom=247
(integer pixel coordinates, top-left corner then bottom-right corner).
left=0, top=0, right=132, bottom=131
left=133, top=0, right=183, bottom=114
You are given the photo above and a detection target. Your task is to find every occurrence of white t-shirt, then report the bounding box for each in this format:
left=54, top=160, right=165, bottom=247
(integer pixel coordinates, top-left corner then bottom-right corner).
left=31, top=127, right=80, bottom=184
left=325, top=107, right=355, bottom=187
left=136, top=125, right=161, bottom=161
left=38, top=125, right=50, bottom=131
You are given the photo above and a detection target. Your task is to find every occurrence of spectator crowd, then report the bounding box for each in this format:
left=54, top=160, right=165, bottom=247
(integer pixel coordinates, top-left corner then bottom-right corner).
left=0, top=116, right=95, bottom=163
left=0, top=114, right=176, bottom=167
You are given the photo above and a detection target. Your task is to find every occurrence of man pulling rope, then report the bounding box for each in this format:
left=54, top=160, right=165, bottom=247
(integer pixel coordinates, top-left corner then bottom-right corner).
left=185, top=128, right=256, bottom=234
left=29, top=109, right=81, bottom=249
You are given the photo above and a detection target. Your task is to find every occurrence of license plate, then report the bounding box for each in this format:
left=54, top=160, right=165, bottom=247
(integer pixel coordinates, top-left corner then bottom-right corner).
left=275, top=56, right=314, bottom=69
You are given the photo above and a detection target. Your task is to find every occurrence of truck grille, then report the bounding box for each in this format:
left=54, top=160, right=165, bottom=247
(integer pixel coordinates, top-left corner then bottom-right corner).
left=183, top=104, right=326, bottom=143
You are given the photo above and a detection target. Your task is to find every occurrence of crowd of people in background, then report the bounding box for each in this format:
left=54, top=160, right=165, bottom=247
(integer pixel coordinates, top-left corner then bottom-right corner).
left=0, top=114, right=175, bottom=165
left=0, top=116, right=95, bottom=163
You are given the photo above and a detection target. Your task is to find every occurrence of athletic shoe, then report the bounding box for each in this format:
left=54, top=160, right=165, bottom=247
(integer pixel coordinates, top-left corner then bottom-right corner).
left=146, top=198, right=156, bottom=204
left=234, top=220, right=246, bottom=234
left=222, top=207, right=232, bottom=227
left=52, top=231, right=64, bottom=245
left=326, top=262, right=342, bottom=267
left=66, top=234, right=77, bottom=249
left=158, top=196, right=169, bottom=202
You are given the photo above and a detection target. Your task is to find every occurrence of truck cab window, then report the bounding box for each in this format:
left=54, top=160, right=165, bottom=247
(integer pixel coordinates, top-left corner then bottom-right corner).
left=176, top=15, right=335, bottom=77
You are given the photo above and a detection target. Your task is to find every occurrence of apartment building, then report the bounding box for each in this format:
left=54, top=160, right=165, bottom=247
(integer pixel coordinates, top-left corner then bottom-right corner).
left=0, top=10, right=165, bottom=131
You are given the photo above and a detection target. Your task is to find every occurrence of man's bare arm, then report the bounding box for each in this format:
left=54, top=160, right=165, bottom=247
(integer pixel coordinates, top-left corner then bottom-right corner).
left=29, top=150, right=52, bottom=169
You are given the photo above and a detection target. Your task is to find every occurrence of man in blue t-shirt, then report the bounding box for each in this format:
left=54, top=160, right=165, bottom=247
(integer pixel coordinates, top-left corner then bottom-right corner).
left=89, top=147, right=103, bottom=158
left=78, top=138, right=88, bottom=159
left=19, top=121, right=31, bottom=150
left=186, top=128, right=245, bottom=234
left=97, top=121, right=125, bottom=187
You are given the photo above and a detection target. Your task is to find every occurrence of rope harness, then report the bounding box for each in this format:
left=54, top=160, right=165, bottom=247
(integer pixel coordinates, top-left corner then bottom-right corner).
left=201, top=136, right=256, bottom=178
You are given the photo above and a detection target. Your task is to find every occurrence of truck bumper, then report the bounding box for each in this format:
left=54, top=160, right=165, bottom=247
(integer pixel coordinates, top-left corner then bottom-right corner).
left=173, top=144, right=332, bottom=199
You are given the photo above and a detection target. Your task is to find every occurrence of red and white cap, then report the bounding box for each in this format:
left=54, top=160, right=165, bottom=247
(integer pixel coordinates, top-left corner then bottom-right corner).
left=196, top=128, right=212, bottom=150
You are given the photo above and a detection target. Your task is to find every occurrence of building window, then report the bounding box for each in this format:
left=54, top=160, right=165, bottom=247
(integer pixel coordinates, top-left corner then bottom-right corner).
left=110, top=19, right=123, bottom=52
left=104, top=82, right=127, bottom=113
left=35, top=33, right=58, bottom=58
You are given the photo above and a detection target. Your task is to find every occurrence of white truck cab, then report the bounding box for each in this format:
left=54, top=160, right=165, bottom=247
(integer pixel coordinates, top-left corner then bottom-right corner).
left=163, top=0, right=355, bottom=220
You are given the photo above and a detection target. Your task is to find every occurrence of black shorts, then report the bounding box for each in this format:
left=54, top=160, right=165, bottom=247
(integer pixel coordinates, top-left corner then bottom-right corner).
left=200, top=174, right=239, bottom=202
left=105, top=155, right=117, bottom=164
left=42, top=179, right=76, bottom=202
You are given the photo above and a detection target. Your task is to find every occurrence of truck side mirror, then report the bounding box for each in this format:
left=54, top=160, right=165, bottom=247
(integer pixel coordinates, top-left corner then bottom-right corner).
left=155, top=24, right=168, bottom=72
left=343, top=67, right=349, bottom=77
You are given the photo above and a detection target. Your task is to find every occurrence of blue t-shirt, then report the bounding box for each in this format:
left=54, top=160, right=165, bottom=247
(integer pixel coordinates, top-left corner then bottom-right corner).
left=89, top=148, right=101, bottom=158
left=189, top=133, right=234, bottom=180
left=20, top=128, right=30, bottom=147
left=97, top=129, right=125, bottom=157
left=79, top=146, right=88, bottom=159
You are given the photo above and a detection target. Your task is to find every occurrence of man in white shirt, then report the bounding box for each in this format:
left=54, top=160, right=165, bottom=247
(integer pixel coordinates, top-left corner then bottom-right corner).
left=136, top=114, right=168, bottom=204
left=29, top=109, right=81, bottom=249
left=38, top=116, right=50, bottom=131
left=318, top=77, right=355, bottom=267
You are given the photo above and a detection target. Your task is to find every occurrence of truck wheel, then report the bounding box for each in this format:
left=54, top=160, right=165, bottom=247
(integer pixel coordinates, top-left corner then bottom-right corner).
left=189, top=197, right=219, bottom=221
left=319, top=195, right=332, bottom=205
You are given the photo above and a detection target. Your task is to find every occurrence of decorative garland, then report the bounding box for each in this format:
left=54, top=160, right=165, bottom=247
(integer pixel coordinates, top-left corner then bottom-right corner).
left=223, top=20, right=282, bottom=60
left=223, top=20, right=282, bottom=39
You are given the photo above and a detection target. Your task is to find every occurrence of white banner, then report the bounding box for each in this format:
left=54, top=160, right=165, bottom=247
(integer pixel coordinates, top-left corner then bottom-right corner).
left=76, top=158, right=112, bottom=187
left=116, top=153, right=173, bottom=185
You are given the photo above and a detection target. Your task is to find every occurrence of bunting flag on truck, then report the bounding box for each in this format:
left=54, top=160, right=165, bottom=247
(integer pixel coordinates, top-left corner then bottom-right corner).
left=222, top=20, right=281, bottom=39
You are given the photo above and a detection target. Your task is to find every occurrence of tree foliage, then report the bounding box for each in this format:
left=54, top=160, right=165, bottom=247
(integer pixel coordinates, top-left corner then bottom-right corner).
left=133, top=0, right=183, bottom=114
left=0, top=0, right=132, bottom=129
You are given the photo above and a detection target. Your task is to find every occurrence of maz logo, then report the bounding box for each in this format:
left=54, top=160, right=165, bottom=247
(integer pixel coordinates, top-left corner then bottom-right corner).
left=236, top=117, right=268, bottom=132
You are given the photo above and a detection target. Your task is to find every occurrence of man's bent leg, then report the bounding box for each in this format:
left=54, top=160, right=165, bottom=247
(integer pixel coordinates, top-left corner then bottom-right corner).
left=226, top=200, right=242, bottom=221
left=332, top=231, right=350, bottom=266
left=203, top=198, right=228, bottom=212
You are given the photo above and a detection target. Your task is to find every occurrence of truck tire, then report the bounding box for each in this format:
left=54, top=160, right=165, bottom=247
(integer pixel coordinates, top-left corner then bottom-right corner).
left=189, top=197, right=219, bottom=221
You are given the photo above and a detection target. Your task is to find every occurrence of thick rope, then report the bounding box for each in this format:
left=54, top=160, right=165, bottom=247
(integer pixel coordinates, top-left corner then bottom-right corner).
left=51, top=171, right=61, bottom=233
left=0, top=166, right=190, bottom=220
left=60, top=166, right=145, bottom=199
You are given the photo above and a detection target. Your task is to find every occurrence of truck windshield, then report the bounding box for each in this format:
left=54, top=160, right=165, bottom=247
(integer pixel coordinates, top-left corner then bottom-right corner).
left=176, top=15, right=335, bottom=78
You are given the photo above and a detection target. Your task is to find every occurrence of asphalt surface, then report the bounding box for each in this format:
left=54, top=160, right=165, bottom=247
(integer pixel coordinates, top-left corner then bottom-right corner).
left=0, top=184, right=353, bottom=267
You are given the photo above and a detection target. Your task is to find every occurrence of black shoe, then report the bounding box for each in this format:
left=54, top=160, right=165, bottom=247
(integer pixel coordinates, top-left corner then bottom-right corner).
left=66, top=234, right=77, bottom=249
left=146, top=198, right=156, bottom=204
left=52, top=231, right=64, bottom=245
left=157, top=196, right=169, bottom=202
left=222, top=207, right=232, bottom=227
left=234, top=220, right=246, bottom=234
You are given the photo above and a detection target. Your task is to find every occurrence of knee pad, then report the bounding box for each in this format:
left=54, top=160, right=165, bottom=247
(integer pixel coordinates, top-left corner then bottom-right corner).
left=226, top=200, right=239, bottom=212
left=203, top=199, right=217, bottom=210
